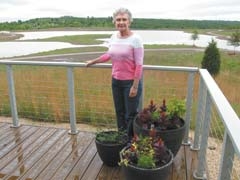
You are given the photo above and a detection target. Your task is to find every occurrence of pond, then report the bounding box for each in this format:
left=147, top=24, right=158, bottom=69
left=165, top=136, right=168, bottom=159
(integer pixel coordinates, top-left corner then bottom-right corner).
left=0, top=30, right=238, bottom=58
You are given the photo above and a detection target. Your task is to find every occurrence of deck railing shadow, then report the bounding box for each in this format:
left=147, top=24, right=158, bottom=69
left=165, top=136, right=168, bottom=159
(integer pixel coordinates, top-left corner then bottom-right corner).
left=0, top=54, right=239, bottom=180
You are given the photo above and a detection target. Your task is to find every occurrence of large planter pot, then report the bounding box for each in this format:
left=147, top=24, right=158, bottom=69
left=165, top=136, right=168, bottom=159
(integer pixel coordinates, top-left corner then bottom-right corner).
left=120, top=146, right=174, bottom=180
left=95, top=131, right=128, bottom=167
left=133, top=117, right=186, bottom=156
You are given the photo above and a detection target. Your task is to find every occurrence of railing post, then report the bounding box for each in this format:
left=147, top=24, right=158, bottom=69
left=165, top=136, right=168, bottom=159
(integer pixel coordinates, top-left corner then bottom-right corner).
left=6, top=65, right=19, bottom=127
left=183, top=72, right=195, bottom=145
left=193, top=91, right=212, bottom=179
left=67, top=67, right=78, bottom=135
left=191, top=76, right=206, bottom=150
left=218, top=132, right=235, bottom=180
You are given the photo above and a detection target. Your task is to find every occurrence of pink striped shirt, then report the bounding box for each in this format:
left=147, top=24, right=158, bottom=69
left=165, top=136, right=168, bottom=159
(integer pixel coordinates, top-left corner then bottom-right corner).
left=99, top=32, right=144, bottom=80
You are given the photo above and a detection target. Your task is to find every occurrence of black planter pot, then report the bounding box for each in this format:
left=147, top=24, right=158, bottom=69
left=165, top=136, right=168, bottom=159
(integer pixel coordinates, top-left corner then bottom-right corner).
left=120, top=147, right=174, bottom=180
left=133, top=117, right=186, bottom=156
left=95, top=131, right=128, bottom=167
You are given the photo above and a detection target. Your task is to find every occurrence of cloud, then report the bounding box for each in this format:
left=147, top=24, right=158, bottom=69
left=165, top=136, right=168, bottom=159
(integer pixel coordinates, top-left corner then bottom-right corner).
left=0, top=0, right=30, bottom=5
left=183, top=1, right=240, bottom=20
left=0, top=0, right=239, bottom=22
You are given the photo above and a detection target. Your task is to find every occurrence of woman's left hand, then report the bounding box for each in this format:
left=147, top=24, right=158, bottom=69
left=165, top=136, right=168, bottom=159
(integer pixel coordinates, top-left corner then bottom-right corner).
left=129, top=86, right=138, bottom=97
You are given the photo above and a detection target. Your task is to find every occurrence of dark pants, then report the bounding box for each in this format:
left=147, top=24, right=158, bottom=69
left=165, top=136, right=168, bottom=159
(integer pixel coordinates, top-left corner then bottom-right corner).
left=112, top=78, right=142, bottom=138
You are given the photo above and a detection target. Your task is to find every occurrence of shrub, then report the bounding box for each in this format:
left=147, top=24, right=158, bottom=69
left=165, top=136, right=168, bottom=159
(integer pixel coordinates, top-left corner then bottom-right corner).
left=201, top=39, right=221, bottom=76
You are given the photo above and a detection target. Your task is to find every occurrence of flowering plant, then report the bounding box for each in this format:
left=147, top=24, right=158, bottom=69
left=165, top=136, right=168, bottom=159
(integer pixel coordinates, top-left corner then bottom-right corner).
left=137, top=99, right=186, bottom=130
left=119, top=135, right=172, bottom=169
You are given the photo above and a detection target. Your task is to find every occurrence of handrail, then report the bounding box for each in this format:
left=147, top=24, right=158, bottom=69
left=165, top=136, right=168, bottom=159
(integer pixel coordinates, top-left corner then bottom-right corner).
left=199, top=69, right=240, bottom=155
left=193, top=69, right=240, bottom=180
left=0, top=60, right=199, bottom=72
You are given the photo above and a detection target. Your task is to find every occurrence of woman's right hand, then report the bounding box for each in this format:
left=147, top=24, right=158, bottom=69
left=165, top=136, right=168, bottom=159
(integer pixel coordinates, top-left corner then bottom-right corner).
left=85, top=60, right=94, bottom=67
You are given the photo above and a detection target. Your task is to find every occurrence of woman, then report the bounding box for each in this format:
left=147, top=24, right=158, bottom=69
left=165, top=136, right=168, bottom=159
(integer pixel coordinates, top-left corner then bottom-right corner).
left=86, top=8, right=144, bottom=138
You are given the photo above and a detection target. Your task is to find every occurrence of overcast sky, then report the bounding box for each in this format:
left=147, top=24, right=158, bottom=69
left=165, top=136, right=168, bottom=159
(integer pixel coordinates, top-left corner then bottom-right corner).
left=1, top=0, right=240, bottom=22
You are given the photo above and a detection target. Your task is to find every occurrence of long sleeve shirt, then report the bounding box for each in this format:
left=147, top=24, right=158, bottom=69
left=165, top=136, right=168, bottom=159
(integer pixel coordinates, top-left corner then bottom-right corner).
left=99, top=32, right=144, bottom=80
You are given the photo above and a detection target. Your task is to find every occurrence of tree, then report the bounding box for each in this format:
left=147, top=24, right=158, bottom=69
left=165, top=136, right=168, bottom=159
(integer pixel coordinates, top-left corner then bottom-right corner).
left=201, top=39, right=221, bottom=76
left=190, top=30, right=199, bottom=47
left=228, top=30, right=240, bottom=55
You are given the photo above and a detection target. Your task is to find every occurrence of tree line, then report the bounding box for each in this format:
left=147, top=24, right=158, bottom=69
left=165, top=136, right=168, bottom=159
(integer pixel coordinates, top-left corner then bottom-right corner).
left=1, top=16, right=240, bottom=31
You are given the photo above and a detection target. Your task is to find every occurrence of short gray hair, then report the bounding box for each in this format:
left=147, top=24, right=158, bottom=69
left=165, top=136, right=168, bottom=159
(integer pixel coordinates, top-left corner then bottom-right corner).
left=112, top=8, right=133, bottom=23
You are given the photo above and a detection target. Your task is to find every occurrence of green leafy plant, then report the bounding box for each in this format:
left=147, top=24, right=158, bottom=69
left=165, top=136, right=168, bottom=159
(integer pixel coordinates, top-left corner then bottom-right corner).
left=167, top=99, right=186, bottom=118
left=138, top=99, right=186, bottom=130
left=96, top=130, right=127, bottom=144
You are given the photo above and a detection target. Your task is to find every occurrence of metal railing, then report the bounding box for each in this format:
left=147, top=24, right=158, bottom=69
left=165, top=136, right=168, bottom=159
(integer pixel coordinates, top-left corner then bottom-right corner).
left=0, top=55, right=239, bottom=180
left=192, top=69, right=240, bottom=180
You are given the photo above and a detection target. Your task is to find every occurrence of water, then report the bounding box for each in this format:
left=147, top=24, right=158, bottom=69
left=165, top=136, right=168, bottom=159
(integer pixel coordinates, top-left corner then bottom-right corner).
left=0, top=30, right=238, bottom=58
left=136, top=30, right=232, bottom=49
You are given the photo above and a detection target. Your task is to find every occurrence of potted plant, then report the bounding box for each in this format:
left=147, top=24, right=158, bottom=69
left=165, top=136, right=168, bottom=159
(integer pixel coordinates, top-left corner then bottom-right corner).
left=119, top=135, right=174, bottom=180
left=95, top=130, right=128, bottom=166
left=133, top=99, right=186, bottom=156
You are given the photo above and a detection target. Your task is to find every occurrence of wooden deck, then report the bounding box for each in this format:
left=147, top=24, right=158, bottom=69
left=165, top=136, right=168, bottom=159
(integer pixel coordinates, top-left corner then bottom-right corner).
left=0, top=122, right=198, bottom=180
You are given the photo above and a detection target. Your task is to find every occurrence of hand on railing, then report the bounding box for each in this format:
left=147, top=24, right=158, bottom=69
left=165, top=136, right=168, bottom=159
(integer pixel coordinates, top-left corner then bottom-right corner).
left=85, top=60, right=95, bottom=67
left=85, top=57, right=102, bottom=67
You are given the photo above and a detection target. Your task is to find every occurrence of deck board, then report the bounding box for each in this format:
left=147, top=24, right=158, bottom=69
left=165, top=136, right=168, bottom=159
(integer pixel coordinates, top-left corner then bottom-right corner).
left=50, top=133, right=95, bottom=180
left=0, top=127, right=48, bottom=171
left=185, top=145, right=198, bottom=180
left=1, top=128, right=64, bottom=179
left=34, top=132, right=74, bottom=179
left=65, top=140, right=98, bottom=180
left=0, top=126, right=31, bottom=152
left=171, top=146, right=187, bottom=180
left=19, top=130, right=73, bottom=180
left=0, top=122, right=198, bottom=180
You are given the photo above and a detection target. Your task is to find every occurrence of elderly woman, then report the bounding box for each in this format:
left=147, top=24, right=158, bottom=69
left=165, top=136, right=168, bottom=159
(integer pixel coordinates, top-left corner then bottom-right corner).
left=86, top=8, right=144, bottom=139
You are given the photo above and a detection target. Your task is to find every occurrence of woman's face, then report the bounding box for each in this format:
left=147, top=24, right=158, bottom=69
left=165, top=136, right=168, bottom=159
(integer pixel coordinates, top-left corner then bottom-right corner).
left=114, top=13, right=131, bottom=32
